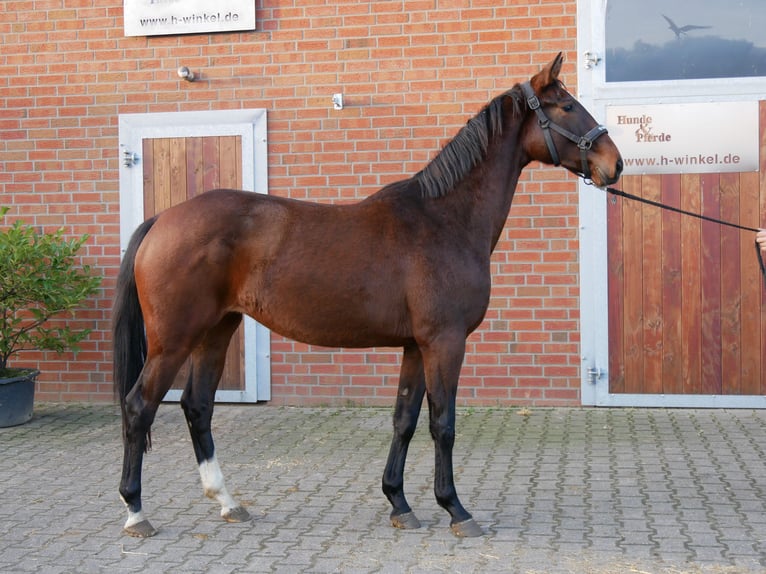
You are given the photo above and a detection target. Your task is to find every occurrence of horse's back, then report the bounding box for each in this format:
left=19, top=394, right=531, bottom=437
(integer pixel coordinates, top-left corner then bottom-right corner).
left=133, top=189, right=416, bottom=347
left=133, top=186, right=491, bottom=349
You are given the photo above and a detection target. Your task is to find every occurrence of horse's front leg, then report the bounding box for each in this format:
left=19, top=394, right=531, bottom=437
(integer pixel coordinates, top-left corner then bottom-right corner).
left=181, top=315, right=251, bottom=524
left=383, top=344, right=426, bottom=529
left=423, top=335, right=483, bottom=538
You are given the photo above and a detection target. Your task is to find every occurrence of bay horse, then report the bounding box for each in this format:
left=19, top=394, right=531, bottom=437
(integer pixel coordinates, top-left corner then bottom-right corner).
left=113, top=53, right=622, bottom=538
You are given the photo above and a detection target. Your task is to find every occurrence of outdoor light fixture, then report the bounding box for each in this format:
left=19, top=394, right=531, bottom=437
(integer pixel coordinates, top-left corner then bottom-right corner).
left=177, top=66, right=196, bottom=82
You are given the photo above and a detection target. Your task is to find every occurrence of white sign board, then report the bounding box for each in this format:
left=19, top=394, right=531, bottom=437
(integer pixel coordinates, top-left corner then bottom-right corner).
left=124, top=0, right=255, bottom=37
left=606, top=102, right=758, bottom=175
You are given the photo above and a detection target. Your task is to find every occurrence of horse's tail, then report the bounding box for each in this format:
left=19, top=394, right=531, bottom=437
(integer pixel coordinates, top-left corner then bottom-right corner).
left=113, top=217, right=156, bottom=430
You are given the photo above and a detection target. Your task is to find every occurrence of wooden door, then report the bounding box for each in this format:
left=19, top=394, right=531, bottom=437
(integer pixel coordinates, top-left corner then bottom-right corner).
left=607, top=103, right=766, bottom=396
left=141, top=135, right=246, bottom=392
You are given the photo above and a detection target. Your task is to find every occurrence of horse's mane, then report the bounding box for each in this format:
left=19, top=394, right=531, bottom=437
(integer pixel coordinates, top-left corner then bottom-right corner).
left=415, top=84, right=525, bottom=199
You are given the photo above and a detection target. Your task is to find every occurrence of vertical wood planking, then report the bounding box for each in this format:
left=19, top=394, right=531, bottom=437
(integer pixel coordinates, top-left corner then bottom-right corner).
left=607, top=191, right=625, bottom=393
left=169, top=138, right=187, bottom=207
left=680, top=174, right=702, bottom=393
left=142, top=139, right=155, bottom=220
left=641, top=175, right=663, bottom=394
left=218, top=136, right=241, bottom=189
left=699, top=173, right=722, bottom=394
left=661, top=174, right=683, bottom=394
left=186, top=137, right=205, bottom=198
left=607, top=105, right=766, bottom=400
left=719, top=172, right=741, bottom=393
left=153, top=138, right=173, bottom=213
left=740, top=171, right=761, bottom=394
left=236, top=137, right=242, bottom=188
left=203, top=137, right=221, bottom=191
left=622, top=175, right=644, bottom=393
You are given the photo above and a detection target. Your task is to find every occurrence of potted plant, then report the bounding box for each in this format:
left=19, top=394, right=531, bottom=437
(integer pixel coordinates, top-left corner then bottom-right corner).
left=0, top=207, right=101, bottom=427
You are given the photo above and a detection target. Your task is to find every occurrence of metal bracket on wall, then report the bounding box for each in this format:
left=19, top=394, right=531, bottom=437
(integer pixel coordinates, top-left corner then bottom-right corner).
left=583, top=51, right=601, bottom=69
left=587, top=366, right=603, bottom=385
left=122, top=149, right=139, bottom=168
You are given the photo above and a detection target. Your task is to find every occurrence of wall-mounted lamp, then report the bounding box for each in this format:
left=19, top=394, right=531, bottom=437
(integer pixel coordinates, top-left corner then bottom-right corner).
left=332, top=93, right=344, bottom=110
left=177, top=66, right=196, bottom=82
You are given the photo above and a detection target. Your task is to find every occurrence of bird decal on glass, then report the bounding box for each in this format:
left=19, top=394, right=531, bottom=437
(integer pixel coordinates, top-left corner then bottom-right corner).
left=661, top=14, right=712, bottom=39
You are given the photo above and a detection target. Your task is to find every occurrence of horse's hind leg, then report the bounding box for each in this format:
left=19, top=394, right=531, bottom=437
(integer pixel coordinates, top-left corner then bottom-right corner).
left=120, top=352, right=188, bottom=537
left=383, top=344, right=426, bottom=530
left=180, top=313, right=251, bottom=524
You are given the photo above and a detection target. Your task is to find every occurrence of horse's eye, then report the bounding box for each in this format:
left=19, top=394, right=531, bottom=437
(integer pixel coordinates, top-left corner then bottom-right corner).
left=562, top=104, right=574, bottom=112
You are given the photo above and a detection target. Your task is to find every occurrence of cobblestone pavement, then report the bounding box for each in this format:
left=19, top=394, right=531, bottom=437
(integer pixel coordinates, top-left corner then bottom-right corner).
left=2, top=404, right=766, bottom=573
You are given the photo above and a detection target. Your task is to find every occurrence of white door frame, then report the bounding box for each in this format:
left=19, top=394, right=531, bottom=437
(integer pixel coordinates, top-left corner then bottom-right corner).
left=117, top=109, right=271, bottom=402
left=577, top=0, right=766, bottom=407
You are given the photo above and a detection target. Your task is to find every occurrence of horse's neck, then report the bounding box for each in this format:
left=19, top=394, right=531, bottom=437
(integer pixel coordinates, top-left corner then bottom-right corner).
left=457, top=131, right=527, bottom=254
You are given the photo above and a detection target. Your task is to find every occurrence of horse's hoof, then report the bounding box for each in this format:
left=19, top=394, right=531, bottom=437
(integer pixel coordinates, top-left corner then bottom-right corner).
left=124, top=520, right=158, bottom=538
left=223, top=506, right=252, bottom=523
left=390, top=511, right=422, bottom=530
left=450, top=518, right=483, bottom=538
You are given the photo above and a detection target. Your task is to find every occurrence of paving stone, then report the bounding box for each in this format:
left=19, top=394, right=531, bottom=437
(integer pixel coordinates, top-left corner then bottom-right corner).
left=3, top=404, right=766, bottom=572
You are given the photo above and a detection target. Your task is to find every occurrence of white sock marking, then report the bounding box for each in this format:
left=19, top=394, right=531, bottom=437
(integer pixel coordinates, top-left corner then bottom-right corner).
left=199, top=455, right=239, bottom=515
left=121, top=495, right=147, bottom=528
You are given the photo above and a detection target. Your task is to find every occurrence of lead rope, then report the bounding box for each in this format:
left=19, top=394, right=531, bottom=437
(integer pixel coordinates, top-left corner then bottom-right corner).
left=602, top=185, right=766, bottom=286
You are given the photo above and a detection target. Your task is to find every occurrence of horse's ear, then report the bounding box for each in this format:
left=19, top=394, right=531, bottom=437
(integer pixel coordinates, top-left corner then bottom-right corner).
left=530, top=52, right=564, bottom=93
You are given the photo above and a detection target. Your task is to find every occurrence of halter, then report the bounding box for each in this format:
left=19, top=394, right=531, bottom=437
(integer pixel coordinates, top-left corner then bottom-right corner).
left=521, top=82, right=608, bottom=182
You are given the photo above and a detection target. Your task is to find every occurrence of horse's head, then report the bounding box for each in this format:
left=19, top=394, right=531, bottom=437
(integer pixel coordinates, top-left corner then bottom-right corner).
left=520, top=53, right=623, bottom=188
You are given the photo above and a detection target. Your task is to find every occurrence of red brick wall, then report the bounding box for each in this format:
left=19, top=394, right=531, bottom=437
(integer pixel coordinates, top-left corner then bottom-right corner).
left=0, top=0, right=581, bottom=406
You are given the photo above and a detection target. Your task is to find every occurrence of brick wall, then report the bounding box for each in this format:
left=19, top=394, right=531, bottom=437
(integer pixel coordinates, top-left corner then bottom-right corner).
left=0, top=0, right=582, bottom=406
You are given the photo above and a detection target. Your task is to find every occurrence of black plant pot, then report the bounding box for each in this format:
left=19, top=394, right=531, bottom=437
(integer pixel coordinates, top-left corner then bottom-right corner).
left=0, top=369, right=39, bottom=428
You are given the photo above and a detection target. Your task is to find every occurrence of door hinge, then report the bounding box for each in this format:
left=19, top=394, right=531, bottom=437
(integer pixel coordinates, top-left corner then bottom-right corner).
left=587, top=366, right=604, bottom=384
left=122, top=149, right=140, bottom=168
left=583, top=51, right=602, bottom=70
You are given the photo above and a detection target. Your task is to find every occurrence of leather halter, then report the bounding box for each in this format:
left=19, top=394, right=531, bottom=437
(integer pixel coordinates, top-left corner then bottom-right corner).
left=521, top=82, right=608, bottom=181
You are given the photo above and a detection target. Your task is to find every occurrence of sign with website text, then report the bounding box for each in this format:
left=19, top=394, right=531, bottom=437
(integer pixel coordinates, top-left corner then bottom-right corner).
left=124, top=0, right=255, bottom=37
left=606, top=102, right=758, bottom=175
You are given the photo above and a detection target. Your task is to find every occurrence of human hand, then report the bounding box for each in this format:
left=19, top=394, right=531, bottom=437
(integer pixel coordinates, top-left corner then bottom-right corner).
left=758, top=229, right=766, bottom=254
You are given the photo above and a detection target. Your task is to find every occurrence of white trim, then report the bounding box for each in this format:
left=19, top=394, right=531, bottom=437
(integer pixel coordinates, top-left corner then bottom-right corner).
left=577, top=181, right=609, bottom=407
left=117, top=109, right=271, bottom=403
left=577, top=0, right=765, bottom=408
left=593, top=77, right=766, bottom=104
left=578, top=0, right=611, bottom=408
left=591, top=392, right=766, bottom=409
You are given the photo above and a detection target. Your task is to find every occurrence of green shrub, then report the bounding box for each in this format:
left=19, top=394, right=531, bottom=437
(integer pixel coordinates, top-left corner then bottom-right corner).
left=0, top=207, right=102, bottom=373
